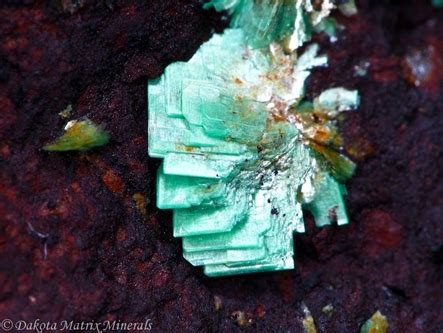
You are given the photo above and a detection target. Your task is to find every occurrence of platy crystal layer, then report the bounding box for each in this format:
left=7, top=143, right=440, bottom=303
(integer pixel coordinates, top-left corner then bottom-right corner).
left=148, top=26, right=359, bottom=276
left=205, top=0, right=336, bottom=49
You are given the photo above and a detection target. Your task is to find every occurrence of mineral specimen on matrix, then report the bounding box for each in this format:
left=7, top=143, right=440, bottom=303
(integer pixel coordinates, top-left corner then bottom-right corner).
left=148, top=2, right=359, bottom=277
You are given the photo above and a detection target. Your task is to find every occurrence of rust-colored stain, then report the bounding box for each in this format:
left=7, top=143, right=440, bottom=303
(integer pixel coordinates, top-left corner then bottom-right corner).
left=102, top=169, right=125, bottom=193
left=402, top=37, right=443, bottom=95
left=133, top=192, right=147, bottom=216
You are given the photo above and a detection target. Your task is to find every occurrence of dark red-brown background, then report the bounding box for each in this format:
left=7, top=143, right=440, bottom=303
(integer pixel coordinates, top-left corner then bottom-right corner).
left=0, top=1, right=442, bottom=332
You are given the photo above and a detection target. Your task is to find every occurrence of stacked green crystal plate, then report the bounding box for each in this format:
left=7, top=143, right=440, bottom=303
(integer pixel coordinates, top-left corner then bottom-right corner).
left=148, top=2, right=359, bottom=277
left=205, top=0, right=336, bottom=49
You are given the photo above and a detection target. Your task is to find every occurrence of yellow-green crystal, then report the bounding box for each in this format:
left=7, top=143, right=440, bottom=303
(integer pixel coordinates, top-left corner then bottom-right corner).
left=148, top=24, right=359, bottom=276
left=360, top=311, right=389, bottom=333
left=44, top=119, right=109, bottom=152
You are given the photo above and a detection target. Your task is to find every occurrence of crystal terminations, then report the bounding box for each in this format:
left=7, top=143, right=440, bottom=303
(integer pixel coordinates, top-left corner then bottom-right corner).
left=148, top=2, right=359, bottom=277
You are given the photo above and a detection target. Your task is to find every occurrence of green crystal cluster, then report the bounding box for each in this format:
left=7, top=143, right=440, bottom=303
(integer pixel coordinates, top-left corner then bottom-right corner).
left=148, top=2, right=359, bottom=277
left=205, top=0, right=357, bottom=49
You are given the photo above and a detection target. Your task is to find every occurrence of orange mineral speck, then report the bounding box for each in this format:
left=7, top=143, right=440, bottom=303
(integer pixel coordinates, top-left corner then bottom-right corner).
left=346, top=137, right=375, bottom=161
left=271, top=113, right=287, bottom=122
left=310, top=125, right=333, bottom=144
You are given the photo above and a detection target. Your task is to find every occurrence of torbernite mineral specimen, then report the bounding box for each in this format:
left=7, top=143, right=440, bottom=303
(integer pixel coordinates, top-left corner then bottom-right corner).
left=148, top=0, right=359, bottom=276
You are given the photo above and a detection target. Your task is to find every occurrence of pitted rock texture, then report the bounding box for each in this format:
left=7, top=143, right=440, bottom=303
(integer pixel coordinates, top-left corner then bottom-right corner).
left=0, top=1, right=442, bottom=332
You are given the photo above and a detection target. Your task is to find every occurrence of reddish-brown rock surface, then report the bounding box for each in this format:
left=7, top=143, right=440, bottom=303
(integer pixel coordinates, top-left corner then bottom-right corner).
left=0, top=1, right=442, bottom=332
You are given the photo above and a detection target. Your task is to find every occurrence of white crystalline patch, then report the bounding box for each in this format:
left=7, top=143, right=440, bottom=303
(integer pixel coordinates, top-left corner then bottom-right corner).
left=261, top=43, right=328, bottom=116
left=311, top=0, right=336, bottom=25
left=256, top=86, right=273, bottom=102
left=314, top=88, right=360, bottom=117
left=301, top=175, right=316, bottom=203
left=64, top=120, right=77, bottom=130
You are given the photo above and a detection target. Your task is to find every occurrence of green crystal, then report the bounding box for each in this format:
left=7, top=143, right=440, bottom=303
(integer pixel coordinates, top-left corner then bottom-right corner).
left=360, top=311, right=389, bottom=333
left=205, top=0, right=337, bottom=49
left=432, top=0, right=443, bottom=7
left=148, top=25, right=359, bottom=276
left=44, top=118, right=109, bottom=152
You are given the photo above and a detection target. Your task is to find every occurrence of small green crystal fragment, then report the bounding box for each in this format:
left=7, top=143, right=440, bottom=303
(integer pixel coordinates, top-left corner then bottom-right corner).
left=311, top=142, right=357, bottom=182
left=313, top=17, right=339, bottom=40
left=44, top=119, right=109, bottom=152
left=303, top=172, right=349, bottom=226
left=360, top=311, right=389, bottom=333
left=148, top=25, right=359, bottom=276
left=432, top=0, right=443, bottom=8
